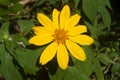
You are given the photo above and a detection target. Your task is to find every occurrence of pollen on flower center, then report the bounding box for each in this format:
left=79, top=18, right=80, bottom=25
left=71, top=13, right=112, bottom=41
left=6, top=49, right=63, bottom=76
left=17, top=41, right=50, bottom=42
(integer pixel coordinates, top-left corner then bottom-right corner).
left=52, top=29, right=68, bottom=44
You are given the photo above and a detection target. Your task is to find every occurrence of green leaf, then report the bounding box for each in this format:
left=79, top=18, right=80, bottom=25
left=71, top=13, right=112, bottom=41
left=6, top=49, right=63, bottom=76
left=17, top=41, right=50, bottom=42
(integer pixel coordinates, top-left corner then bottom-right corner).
left=99, top=7, right=111, bottom=28
left=13, top=33, right=29, bottom=45
left=84, top=47, right=105, bottom=80
left=65, top=66, right=90, bottom=80
left=17, top=20, right=34, bottom=33
left=32, top=0, right=46, bottom=9
left=109, top=52, right=119, bottom=59
left=84, top=21, right=98, bottom=39
left=97, top=53, right=113, bottom=65
left=0, top=44, right=22, bottom=80
left=111, top=63, right=120, bottom=73
left=82, top=0, right=111, bottom=28
left=0, top=22, right=10, bottom=41
left=49, top=65, right=90, bottom=80
left=49, top=46, right=105, bottom=80
left=82, top=0, right=98, bottom=23
left=10, top=3, right=23, bottom=13
left=74, top=59, right=92, bottom=78
left=48, top=0, right=57, bottom=5
left=95, top=0, right=112, bottom=28
left=14, top=47, right=40, bottom=74
left=74, top=0, right=80, bottom=9
left=0, top=22, right=10, bottom=34
left=0, top=44, right=4, bottom=61
left=92, top=59, right=105, bottom=80
left=49, top=67, right=66, bottom=80
left=96, top=0, right=112, bottom=9
left=4, top=40, right=16, bottom=56
left=49, top=54, right=93, bottom=80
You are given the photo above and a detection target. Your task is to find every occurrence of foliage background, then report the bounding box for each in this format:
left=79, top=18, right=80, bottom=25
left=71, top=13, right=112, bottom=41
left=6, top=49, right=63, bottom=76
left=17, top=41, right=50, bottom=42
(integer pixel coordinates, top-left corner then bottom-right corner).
left=0, top=0, right=120, bottom=80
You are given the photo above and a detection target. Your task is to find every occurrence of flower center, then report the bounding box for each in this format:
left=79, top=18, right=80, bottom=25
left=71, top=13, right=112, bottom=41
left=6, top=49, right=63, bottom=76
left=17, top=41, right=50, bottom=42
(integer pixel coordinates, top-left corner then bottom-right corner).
left=52, top=29, right=68, bottom=44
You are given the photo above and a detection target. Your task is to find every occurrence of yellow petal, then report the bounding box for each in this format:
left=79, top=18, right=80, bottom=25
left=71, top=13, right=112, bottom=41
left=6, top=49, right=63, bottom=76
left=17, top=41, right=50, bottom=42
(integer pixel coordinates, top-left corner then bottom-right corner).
left=57, top=44, right=69, bottom=69
left=52, top=9, right=60, bottom=29
left=32, top=26, right=48, bottom=34
left=37, top=13, right=55, bottom=30
left=40, top=42, right=58, bottom=65
left=29, top=31, right=53, bottom=46
left=60, top=5, right=70, bottom=29
left=65, top=14, right=80, bottom=30
left=69, top=35, right=94, bottom=45
left=68, top=25, right=87, bottom=36
left=66, top=40, right=86, bottom=61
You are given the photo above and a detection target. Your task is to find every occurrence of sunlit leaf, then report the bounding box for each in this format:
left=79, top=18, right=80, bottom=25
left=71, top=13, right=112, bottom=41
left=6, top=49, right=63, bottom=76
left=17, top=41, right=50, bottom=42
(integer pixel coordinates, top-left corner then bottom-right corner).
left=0, top=22, right=9, bottom=41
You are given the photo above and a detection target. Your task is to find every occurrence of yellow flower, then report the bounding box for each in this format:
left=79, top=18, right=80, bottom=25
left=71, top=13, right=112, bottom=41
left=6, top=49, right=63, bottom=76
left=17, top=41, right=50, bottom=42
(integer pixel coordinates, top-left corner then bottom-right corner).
left=29, top=5, right=94, bottom=69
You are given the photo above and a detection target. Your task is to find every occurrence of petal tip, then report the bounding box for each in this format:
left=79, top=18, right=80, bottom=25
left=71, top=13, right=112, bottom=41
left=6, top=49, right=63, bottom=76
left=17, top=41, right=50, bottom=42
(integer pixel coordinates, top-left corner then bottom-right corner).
left=62, top=5, right=70, bottom=12
left=89, top=38, right=94, bottom=45
left=64, top=5, right=70, bottom=8
left=77, top=53, right=87, bottom=61
left=39, top=58, right=45, bottom=65
left=53, top=8, right=59, bottom=12
left=62, top=67, right=67, bottom=70
left=28, top=39, right=33, bottom=44
left=80, top=56, right=87, bottom=61
left=37, top=13, right=41, bottom=18
left=60, top=65, right=68, bottom=70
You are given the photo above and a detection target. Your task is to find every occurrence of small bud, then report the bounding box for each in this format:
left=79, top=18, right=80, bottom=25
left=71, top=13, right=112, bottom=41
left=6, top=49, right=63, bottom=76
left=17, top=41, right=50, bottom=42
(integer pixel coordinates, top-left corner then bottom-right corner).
left=3, top=34, right=8, bottom=40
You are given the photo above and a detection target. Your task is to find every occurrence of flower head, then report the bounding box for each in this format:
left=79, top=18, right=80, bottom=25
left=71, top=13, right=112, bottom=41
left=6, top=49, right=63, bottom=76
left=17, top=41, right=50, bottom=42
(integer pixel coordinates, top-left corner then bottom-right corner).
left=29, top=5, right=94, bottom=69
